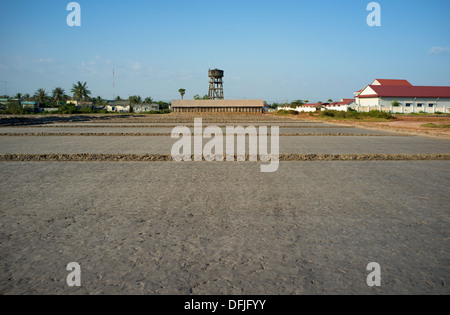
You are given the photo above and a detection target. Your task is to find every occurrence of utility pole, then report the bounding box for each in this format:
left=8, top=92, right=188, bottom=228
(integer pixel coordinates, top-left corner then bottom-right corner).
left=113, top=68, right=115, bottom=101
left=0, top=81, right=9, bottom=96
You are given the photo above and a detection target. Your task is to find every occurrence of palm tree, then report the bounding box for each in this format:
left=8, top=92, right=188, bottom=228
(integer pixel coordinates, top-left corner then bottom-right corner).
left=34, top=88, right=48, bottom=106
left=129, top=95, right=142, bottom=113
left=23, top=94, right=31, bottom=101
left=93, top=96, right=106, bottom=106
left=52, top=87, right=66, bottom=107
left=144, top=97, right=153, bottom=104
left=129, top=95, right=142, bottom=105
left=71, top=81, right=92, bottom=103
left=13, top=93, right=23, bottom=106
left=178, top=89, right=186, bottom=100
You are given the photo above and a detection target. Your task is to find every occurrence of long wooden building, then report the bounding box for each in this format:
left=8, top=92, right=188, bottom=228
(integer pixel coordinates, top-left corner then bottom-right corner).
left=171, top=100, right=265, bottom=113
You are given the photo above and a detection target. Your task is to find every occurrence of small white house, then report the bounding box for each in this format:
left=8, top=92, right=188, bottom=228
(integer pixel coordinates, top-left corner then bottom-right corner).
left=133, top=104, right=160, bottom=113
left=278, top=104, right=317, bottom=113
left=105, top=104, right=131, bottom=113
left=105, top=101, right=131, bottom=113
left=323, top=99, right=355, bottom=111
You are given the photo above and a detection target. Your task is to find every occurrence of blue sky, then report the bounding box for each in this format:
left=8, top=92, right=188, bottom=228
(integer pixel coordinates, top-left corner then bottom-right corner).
left=0, top=0, right=449, bottom=103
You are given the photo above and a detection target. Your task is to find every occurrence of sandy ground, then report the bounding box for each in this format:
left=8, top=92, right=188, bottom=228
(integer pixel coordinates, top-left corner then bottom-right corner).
left=0, top=116, right=448, bottom=155
left=0, top=126, right=390, bottom=135
left=0, top=135, right=449, bottom=155
left=0, top=114, right=449, bottom=295
left=0, top=162, right=449, bottom=295
left=311, top=116, right=450, bottom=140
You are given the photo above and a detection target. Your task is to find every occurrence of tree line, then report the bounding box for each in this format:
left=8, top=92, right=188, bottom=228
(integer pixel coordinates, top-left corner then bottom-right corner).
left=1, top=81, right=168, bottom=109
left=265, top=99, right=335, bottom=110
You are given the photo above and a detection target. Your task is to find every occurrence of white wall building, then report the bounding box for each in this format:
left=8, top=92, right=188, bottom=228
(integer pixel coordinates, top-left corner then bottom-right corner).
left=355, top=79, right=450, bottom=113
left=105, top=104, right=131, bottom=113
left=133, top=104, right=160, bottom=113
left=278, top=99, right=355, bottom=113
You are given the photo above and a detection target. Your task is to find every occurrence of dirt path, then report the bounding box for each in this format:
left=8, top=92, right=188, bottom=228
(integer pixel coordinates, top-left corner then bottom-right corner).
left=286, top=114, right=450, bottom=140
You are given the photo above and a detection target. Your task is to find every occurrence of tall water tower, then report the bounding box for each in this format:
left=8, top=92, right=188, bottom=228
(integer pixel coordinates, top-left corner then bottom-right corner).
left=208, top=69, right=224, bottom=100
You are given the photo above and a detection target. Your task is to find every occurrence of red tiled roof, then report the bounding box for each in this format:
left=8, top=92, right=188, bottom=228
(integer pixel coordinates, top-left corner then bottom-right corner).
left=356, top=80, right=412, bottom=95
left=374, top=79, right=412, bottom=86
left=357, top=85, right=450, bottom=98
left=340, top=99, right=355, bottom=104
left=324, top=99, right=355, bottom=107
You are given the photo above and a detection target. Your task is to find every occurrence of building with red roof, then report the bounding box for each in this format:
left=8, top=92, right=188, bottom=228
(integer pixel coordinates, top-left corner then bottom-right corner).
left=372, top=79, right=413, bottom=87
left=354, top=79, right=412, bottom=96
left=355, top=79, right=450, bottom=113
left=326, top=99, right=355, bottom=107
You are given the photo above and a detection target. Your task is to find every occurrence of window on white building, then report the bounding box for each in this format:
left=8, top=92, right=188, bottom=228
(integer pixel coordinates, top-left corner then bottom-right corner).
left=417, top=103, right=423, bottom=108
left=428, top=103, right=434, bottom=108
left=405, top=103, right=412, bottom=107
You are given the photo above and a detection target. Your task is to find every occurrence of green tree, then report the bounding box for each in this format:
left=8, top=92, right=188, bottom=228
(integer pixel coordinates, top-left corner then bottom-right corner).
left=392, top=100, right=401, bottom=107
left=34, top=88, right=48, bottom=106
left=57, top=103, right=78, bottom=114
left=129, top=95, right=142, bottom=105
left=14, top=93, right=23, bottom=107
left=291, top=100, right=304, bottom=107
left=71, top=81, right=91, bottom=103
left=178, top=89, right=186, bottom=100
left=5, top=101, right=27, bottom=114
left=193, top=94, right=209, bottom=100
left=52, top=87, right=67, bottom=107
left=144, top=97, right=153, bottom=104
left=93, top=96, right=107, bottom=106
left=155, top=101, right=170, bottom=111
left=268, top=103, right=280, bottom=110
left=129, top=95, right=142, bottom=113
